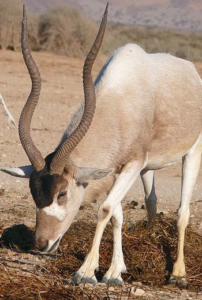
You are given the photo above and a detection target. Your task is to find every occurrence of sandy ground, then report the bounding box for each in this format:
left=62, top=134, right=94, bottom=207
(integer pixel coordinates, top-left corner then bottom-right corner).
left=0, top=49, right=202, bottom=299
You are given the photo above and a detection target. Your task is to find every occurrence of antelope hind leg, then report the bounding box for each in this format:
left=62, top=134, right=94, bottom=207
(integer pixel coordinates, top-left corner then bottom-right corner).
left=141, top=169, right=157, bottom=226
left=170, top=143, right=202, bottom=286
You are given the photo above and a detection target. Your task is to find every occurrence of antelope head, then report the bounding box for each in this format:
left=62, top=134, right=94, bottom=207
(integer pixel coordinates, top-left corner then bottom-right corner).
left=12, top=5, right=110, bottom=252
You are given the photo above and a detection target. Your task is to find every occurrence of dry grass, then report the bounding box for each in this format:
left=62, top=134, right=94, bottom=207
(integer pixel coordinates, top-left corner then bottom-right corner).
left=1, top=1, right=202, bottom=61
left=38, top=6, right=98, bottom=58
left=107, top=24, right=202, bottom=61
left=0, top=215, right=201, bottom=299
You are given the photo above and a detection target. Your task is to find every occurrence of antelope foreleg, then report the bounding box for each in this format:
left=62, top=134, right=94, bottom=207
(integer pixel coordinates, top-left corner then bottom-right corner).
left=101, top=203, right=126, bottom=285
left=73, top=160, right=144, bottom=285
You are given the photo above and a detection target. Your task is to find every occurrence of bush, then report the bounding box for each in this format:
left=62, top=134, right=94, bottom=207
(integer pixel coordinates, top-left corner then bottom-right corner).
left=0, top=0, right=39, bottom=51
left=0, top=0, right=22, bottom=50
left=38, top=6, right=98, bottom=57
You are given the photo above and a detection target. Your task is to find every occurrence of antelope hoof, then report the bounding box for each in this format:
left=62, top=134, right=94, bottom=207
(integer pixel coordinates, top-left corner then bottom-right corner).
left=101, top=276, right=124, bottom=286
left=73, top=273, right=97, bottom=285
left=169, top=275, right=188, bottom=288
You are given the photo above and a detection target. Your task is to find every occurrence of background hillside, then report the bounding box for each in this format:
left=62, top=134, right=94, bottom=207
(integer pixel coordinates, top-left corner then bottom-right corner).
left=23, top=0, right=202, bottom=32
left=1, top=0, right=202, bottom=61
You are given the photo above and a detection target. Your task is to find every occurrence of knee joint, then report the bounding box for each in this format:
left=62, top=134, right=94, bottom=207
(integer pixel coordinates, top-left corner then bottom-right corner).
left=98, top=203, right=111, bottom=221
left=177, top=207, right=190, bottom=228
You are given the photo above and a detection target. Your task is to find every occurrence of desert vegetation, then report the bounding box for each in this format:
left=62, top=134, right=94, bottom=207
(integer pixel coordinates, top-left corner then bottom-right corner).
left=0, top=0, right=22, bottom=50
left=1, top=0, right=202, bottom=60
left=38, top=6, right=99, bottom=57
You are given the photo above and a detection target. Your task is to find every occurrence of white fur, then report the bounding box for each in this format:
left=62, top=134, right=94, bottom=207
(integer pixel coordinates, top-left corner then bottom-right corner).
left=0, top=165, right=33, bottom=178
left=102, top=204, right=126, bottom=283
left=43, top=200, right=66, bottom=221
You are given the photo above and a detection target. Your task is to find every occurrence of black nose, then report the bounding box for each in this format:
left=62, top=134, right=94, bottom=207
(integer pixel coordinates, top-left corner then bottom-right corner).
left=35, top=237, right=48, bottom=252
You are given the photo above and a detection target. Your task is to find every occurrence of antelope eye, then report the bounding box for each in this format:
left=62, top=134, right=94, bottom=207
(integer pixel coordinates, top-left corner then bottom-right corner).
left=57, top=191, right=67, bottom=200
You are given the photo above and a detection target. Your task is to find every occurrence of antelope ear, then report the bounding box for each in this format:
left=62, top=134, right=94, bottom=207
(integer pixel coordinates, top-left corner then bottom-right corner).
left=76, top=167, right=113, bottom=183
left=0, top=165, right=34, bottom=178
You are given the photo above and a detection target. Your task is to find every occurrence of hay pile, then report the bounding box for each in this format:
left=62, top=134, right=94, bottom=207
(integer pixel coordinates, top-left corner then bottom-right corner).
left=0, top=215, right=201, bottom=299
left=53, top=215, right=202, bottom=289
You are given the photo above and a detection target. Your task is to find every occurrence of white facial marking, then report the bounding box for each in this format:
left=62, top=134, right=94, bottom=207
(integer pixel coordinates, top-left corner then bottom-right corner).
left=47, top=235, right=62, bottom=252
left=43, top=201, right=66, bottom=221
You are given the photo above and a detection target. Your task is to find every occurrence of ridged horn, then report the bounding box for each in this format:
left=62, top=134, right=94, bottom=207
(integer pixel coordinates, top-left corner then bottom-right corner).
left=19, top=5, right=45, bottom=171
left=50, top=3, right=108, bottom=174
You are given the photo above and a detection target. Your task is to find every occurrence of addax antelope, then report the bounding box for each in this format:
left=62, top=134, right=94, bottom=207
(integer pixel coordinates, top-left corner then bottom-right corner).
left=1, top=4, right=202, bottom=286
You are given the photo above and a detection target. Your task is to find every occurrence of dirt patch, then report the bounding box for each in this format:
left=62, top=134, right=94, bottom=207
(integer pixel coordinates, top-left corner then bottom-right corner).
left=0, top=216, right=201, bottom=299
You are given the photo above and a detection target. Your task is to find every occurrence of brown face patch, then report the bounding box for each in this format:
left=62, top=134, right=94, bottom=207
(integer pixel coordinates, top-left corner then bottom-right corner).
left=29, top=167, right=67, bottom=209
left=36, top=209, right=62, bottom=237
